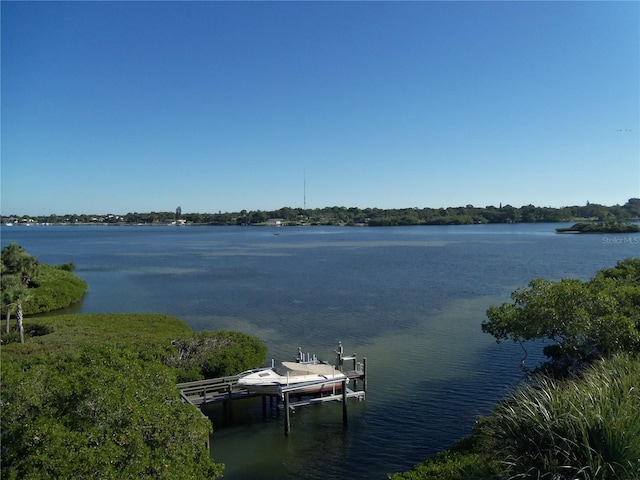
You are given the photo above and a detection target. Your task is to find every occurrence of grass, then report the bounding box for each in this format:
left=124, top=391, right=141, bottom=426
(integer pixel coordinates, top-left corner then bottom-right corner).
left=487, top=354, right=640, bottom=479
left=390, top=355, right=640, bottom=480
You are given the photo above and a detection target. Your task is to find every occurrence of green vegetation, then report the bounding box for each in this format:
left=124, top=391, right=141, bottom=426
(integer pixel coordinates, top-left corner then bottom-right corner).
left=487, top=355, right=640, bottom=479
left=388, top=449, right=501, bottom=480
left=165, top=330, right=269, bottom=382
left=483, top=258, right=640, bottom=373
left=556, top=222, right=640, bottom=234
left=391, top=258, right=640, bottom=479
left=4, top=198, right=640, bottom=226
left=1, top=244, right=88, bottom=336
left=21, top=263, right=88, bottom=314
left=1, top=313, right=269, bottom=479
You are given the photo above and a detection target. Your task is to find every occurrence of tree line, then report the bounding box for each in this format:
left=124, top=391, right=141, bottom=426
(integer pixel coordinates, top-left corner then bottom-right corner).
left=3, top=198, right=640, bottom=227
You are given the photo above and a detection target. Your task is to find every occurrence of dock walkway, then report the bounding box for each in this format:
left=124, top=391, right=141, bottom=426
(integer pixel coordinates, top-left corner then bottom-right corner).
left=177, top=373, right=258, bottom=407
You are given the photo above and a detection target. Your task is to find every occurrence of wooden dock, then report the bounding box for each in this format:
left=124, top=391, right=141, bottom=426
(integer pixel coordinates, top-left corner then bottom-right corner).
left=177, top=373, right=259, bottom=407
left=177, top=343, right=367, bottom=434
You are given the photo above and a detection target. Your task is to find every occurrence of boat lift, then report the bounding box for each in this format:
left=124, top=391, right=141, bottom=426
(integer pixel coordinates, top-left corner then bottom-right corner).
left=178, top=342, right=366, bottom=435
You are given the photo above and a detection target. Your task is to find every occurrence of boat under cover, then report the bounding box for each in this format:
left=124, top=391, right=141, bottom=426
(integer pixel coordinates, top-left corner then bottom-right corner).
left=238, top=361, right=348, bottom=395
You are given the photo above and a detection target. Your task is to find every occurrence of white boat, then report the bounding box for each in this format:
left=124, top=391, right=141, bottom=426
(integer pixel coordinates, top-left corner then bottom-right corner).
left=238, top=360, right=348, bottom=396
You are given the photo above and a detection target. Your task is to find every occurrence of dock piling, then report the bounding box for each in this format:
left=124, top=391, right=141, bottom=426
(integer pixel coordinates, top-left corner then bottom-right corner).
left=284, top=392, right=291, bottom=435
left=342, top=379, right=348, bottom=424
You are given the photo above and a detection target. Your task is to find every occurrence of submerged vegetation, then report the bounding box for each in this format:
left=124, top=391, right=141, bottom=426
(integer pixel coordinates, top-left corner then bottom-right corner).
left=391, top=258, right=640, bottom=480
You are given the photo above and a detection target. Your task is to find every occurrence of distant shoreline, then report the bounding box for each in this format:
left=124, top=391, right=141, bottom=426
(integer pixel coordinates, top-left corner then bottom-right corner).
left=3, top=199, right=639, bottom=228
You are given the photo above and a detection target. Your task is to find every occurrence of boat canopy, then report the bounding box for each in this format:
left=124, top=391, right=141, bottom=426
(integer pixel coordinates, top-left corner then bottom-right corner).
left=274, top=361, right=339, bottom=377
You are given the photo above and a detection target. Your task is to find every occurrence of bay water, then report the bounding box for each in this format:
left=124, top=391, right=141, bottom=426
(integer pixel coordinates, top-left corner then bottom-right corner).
left=2, top=223, right=637, bottom=479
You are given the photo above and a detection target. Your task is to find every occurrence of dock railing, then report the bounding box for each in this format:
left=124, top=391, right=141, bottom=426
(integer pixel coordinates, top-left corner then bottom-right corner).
left=177, top=372, right=258, bottom=406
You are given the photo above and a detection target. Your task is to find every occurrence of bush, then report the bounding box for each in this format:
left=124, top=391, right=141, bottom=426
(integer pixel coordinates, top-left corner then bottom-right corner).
left=2, top=346, right=223, bottom=479
left=55, top=262, right=76, bottom=272
left=23, top=264, right=88, bottom=315
left=165, top=330, right=268, bottom=381
left=388, top=451, right=501, bottom=480
left=1, top=314, right=226, bottom=479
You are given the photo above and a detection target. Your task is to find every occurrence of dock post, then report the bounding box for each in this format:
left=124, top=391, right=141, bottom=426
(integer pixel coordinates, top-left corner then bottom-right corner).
left=284, top=392, right=291, bottom=435
left=362, top=357, right=367, bottom=392
left=262, top=395, right=267, bottom=416
left=226, top=383, right=233, bottom=421
left=342, top=379, right=348, bottom=424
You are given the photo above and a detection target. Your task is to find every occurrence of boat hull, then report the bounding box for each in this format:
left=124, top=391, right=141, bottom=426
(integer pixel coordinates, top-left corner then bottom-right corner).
left=240, top=380, right=347, bottom=396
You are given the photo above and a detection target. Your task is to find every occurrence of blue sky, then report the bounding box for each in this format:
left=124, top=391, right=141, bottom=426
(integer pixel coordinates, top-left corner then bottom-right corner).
left=2, top=1, right=638, bottom=215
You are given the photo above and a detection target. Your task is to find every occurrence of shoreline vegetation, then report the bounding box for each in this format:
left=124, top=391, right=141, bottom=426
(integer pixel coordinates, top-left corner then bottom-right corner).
left=2, top=243, right=639, bottom=479
left=555, top=222, right=640, bottom=234
left=391, top=258, right=640, bottom=479
left=3, top=198, right=640, bottom=227
left=1, top=314, right=257, bottom=479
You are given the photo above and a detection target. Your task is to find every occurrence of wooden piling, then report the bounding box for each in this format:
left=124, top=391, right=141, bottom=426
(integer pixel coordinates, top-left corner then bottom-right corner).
left=362, top=357, right=367, bottom=392
left=342, top=379, right=348, bottom=424
left=226, top=383, right=233, bottom=420
left=284, top=392, right=291, bottom=435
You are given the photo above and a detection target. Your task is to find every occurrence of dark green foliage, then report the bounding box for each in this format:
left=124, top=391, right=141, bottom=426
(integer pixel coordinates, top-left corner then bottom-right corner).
left=482, top=258, right=640, bottom=371
left=2, top=347, right=223, bottom=479
left=1, top=243, right=39, bottom=286
left=22, top=264, right=88, bottom=315
left=556, top=222, right=640, bottom=233
left=165, top=330, right=268, bottom=381
left=55, top=262, right=76, bottom=271
left=388, top=451, right=501, bottom=480
left=1, top=314, right=225, bottom=479
left=1, top=244, right=87, bottom=322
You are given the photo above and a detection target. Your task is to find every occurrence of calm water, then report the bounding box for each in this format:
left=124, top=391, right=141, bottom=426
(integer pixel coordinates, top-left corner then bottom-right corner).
left=2, top=223, right=638, bottom=479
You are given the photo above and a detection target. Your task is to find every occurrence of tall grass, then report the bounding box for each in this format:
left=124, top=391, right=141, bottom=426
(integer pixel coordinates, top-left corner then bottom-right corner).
left=488, top=355, right=640, bottom=479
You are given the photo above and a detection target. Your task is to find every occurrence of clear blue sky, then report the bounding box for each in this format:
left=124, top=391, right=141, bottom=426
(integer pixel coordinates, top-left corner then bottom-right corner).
left=2, top=1, right=638, bottom=216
